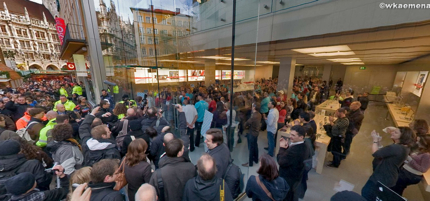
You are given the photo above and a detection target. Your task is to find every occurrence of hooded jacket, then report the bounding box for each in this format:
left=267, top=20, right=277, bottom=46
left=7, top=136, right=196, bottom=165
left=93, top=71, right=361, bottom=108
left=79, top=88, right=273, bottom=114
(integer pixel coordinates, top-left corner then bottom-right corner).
left=182, top=176, right=233, bottom=201
left=88, top=182, right=124, bottom=201
left=245, top=175, right=289, bottom=201
left=149, top=157, right=196, bottom=201
left=46, top=140, right=84, bottom=175
left=207, top=143, right=231, bottom=179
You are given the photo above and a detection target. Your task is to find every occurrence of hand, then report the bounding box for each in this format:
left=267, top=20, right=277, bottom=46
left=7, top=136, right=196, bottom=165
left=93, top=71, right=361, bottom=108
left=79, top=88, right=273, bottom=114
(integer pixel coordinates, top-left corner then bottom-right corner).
left=329, top=116, right=334, bottom=122
left=176, top=104, right=183, bottom=112
left=71, top=183, right=91, bottom=201
left=279, top=138, right=289, bottom=149
left=53, top=165, right=66, bottom=178
left=162, top=126, right=170, bottom=133
left=91, top=106, right=100, bottom=115
left=371, top=130, right=380, bottom=142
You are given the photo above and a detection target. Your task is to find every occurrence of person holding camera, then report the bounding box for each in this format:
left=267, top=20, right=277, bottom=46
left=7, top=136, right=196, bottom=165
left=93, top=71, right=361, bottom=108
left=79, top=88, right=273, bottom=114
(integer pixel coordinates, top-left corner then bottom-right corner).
left=327, top=108, right=349, bottom=168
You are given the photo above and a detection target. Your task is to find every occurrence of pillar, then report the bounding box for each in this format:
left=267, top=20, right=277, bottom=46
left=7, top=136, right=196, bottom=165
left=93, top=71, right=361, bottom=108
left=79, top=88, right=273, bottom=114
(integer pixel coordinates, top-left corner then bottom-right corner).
left=277, top=57, right=296, bottom=97
left=322, top=64, right=332, bottom=82
left=205, top=60, right=216, bottom=87
left=415, top=75, right=430, bottom=123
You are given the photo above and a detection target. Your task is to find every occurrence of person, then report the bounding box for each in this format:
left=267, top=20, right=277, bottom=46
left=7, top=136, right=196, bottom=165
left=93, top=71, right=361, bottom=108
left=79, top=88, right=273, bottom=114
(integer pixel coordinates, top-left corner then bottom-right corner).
left=410, top=119, right=429, bottom=137
left=119, top=94, right=137, bottom=108
left=113, top=103, right=127, bottom=120
left=47, top=123, right=84, bottom=175
left=3, top=167, right=69, bottom=201
left=264, top=100, right=279, bottom=157
left=296, top=113, right=315, bottom=200
left=59, top=84, right=69, bottom=98
left=88, top=159, right=124, bottom=201
left=357, top=92, right=369, bottom=112
left=53, top=95, right=76, bottom=111
left=36, top=110, right=57, bottom=147
left=101, top=89, right=115, bottom=110
left=246, top=154, right=289, bottom=201
left=72, top=83, right=83, bottom=96
left=194, top=93, right=208, bottom=148
left=309, top=86, right=320, bottom=111
left=224, top=103, right=237, bottom=150
left=148, top=127, right=171, bottom=169
left=182, top=154, right=234, bottom=201
left=343, top=101, right=364, bottom=158
left=0, top=140, right=52, bottom=194
left=149, top=138, right=196, bottom=201
left=277, top=125, right=309, bottom=201
left=5, top=96, right=28, bottom=122
left=124, top=139, right=152, bottom=201
left=327, top=108, right=349, bottom=168
left=24, top=107, right=46, bottom=142
left=391, top=135, right=430, bottom=195
left=121, top=119, right=151, bottom=156
left=79, top=107, right=121, bottom=167
left=335, top=78, right=343, bottom=94
left=242, top=103, right=262, bottom=167
left=96, top=99, right=118, bottom=124
left=308, top=111, right=317, bottom=135
left=339, top=91, right=354, bottom=108
left=207, top=95, right=216, bottom=113
left=331, top=191, right=366, bottom=201
left=213, top=102, right=227, bottom=129
left=205, top=128, right=231, bottom=179
left=135, top=184, right=157, bottom=201
left=74, top=96, right=92, bottom=118
left=361, top=127, right=415, bottom=201
left=0, top=99, right=12, bottom=119
left=67, top=167, right=92, bottom=200
left=182, top=99, right=197, bottom=152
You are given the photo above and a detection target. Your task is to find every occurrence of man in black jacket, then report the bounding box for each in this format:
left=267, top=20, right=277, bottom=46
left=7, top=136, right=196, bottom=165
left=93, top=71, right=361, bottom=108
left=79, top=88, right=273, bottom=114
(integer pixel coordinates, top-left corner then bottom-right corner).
left=5, top=96, right=28, bottom=122
left=149, top=138, right=196, bottom=201
left=242, top=103, right=262, bottom=167
left=121, top=119, right=152, bottom=156
left=79, top=107, right=121, bottom=167
left=342, top=101, right=364, bottom=158
left=205, top=128, right=231, bottom=179
left=0, top=100, right=12, bottom=119
left=0, top=140, right=52, bottom=198
left=89, top=159, right=124, bottom=201
left=277, top=125, right=309, bottom=201
left=327, top=108, right=349, bottom=168
left=357, top=92, right=369, bottom=112
left=182, top=154, right=233, bottom=201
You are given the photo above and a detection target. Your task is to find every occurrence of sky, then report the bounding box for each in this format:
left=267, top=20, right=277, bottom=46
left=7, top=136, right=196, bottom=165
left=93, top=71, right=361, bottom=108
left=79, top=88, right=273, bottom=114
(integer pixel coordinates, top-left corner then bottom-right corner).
left=30, top=0, right=42, bottom=4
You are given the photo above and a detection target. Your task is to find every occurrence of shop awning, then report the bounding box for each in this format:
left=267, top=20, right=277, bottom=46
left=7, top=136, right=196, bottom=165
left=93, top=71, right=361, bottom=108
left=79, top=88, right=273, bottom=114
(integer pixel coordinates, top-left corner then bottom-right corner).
left=0, top=79, right=10, bottom=83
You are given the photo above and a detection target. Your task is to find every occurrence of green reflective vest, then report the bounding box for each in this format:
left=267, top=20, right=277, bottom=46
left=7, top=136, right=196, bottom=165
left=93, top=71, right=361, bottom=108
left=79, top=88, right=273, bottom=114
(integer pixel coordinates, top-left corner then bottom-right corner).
left=59, top=88, right=68, bottom=97
left=113, top=85, right=119, bottom=94
left=119, top=100, right=137, bottom=108
left=53, top=100, right=76, bottom=111
left=36, top=118, right=57, bottom=147
left=72, top=86, right=83, bottom=96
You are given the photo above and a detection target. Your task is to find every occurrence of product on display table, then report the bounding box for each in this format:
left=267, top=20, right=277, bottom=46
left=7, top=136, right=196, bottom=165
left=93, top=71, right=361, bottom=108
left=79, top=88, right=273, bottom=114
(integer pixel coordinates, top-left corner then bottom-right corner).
left=315, top=100, right=341, bottom=116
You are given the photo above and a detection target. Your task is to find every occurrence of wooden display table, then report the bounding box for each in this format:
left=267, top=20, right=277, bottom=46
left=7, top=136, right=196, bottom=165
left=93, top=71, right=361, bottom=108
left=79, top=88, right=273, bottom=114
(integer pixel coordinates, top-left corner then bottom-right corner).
left=386, top=103, right=413, bottom=127
left=315, top=100, right=341, bottom=116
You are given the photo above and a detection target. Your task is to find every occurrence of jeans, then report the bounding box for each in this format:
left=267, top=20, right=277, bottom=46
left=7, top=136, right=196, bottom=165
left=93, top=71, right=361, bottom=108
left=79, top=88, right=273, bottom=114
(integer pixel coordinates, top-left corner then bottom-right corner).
left=247, top=134, right=259, bottom=166
left=179, top=128, right=189, bottom=151
left=267, top=131, right=275, bottom=157
left=296, top=168, right=310, bottom=199
left=330, top=137, right=343, bottom=167
left=361, top=179, right=377, bottom=201
left=342, top=131, right=354, bottom=157
left=391, top=167, right=423, bottom=196
left=187, top=127, right=195, bottom=151
left=195, top=121, right=203, bottom=147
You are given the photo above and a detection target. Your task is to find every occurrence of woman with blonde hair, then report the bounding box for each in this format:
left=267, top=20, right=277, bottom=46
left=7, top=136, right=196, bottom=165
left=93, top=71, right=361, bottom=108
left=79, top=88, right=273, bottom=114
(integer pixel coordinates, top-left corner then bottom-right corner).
left=67, top=167, right=92, bottom=201
left=124, top=138, right=152, bottom=201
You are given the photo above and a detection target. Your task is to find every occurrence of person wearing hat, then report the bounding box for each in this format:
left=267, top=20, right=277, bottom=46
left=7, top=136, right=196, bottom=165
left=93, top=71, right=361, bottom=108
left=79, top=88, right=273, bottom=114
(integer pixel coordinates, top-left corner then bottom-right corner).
left=0, top=140, right=52, bottom=195
left=100, top=89, right=115, bottom=110
left=119, top=94, right=137, bottom=109
left=3, top=167, right=69, bottom=201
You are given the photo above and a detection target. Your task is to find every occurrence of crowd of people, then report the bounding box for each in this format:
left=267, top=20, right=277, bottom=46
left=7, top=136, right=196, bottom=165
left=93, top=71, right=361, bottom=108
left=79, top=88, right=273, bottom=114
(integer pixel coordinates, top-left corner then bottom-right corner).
left=0, top=76, right=428, bottom=201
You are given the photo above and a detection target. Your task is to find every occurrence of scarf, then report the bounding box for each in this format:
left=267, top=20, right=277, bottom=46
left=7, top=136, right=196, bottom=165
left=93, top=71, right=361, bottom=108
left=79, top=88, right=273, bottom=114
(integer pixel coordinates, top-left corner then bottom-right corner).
left=66, top=138, right=82, bottom=151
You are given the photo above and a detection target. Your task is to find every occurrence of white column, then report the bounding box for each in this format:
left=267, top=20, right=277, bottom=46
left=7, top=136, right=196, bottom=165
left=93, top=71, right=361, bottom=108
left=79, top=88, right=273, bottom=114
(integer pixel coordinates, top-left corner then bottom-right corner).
left=205, top=60, right=216, bottom=87
left=277, top=57, right=296, bottom=97
left=322, top=64, right=331, bottom=82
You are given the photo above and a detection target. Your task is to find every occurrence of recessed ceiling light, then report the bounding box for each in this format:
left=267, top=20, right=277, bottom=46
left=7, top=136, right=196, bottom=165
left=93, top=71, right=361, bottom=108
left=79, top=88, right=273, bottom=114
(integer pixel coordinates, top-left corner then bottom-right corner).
left=312, top=51, right=355, bottom=57
left=341, top=62, right=365, bottom=65
left=292, top=45, right=351, bottom=54
left=256, top=61, right=280, bottom=64
left=327, top=58, right=361, bottom=62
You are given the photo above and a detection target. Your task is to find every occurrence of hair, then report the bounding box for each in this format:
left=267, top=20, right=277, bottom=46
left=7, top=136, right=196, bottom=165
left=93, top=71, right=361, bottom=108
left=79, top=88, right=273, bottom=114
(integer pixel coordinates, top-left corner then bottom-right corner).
left=113, top=103, right=127, bottom=116
left=91, top=118, right=103, bottom=128
left=165, top=138, right=183, bottom=157
left=197, top=154, right=217, bottom=181
left=257, top=154, right=279, bottom=181
left=206, top=128, right=223, bottom=146
left=126, top=139, right=148, bottom=167
left=56, top=114, right=69, bottom=124
left=2, top=135, right=53, bottom=167
left=135, top=184, right=157, bottom=201
left=60, top=95, right=66, bottom=98
left=299, top=112, right=310, bottom=122
left=52, top=123, right=73, bottom=141
left=215, top=101, right=224, bottom=113
left=136, top=96, right=143, bottom=102
left=291, top=125, right=306, bottom=137
left=413, top=119, right=429, bottom=136
left=90, top=159, right=119, bottom=183
left=28, top=107, right=45, bottom=117
left=398, top=127, right=417, bottom=148
left=145, top=127, right=158, bottom=138
left=270, top=100, right=277, bottom=108
left=253, top=102, right=261, bottom=112
left=308, top=111, right=315, bottom=119
left=100, top=99, right=110, bottom=106
left=67, top=167, right=92, bottom=200
left=91, top=125, right=109, bottom=139
left=337, top=108, right=347, bottom=114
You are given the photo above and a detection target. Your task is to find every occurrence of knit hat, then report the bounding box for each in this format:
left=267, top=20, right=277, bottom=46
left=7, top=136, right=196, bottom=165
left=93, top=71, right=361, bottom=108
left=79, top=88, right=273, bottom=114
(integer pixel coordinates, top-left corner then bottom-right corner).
left=0, top=140, right=21, bottom=156
left=129, top=119, right=141, bottom=131
left=331, top=191, right=366, bottom=201
left=5, top=172, right=36, bottom=196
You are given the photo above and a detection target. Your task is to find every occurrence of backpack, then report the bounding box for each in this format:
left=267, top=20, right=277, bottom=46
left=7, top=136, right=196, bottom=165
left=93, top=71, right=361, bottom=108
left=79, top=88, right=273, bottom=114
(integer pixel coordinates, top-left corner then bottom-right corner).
left=16, top=121, right=38, bottom=143
left=116, top=120, right=129, bottom=149
left=83, top=149, right=106, bottom=167
left=223, top=160, right=244, bottom=199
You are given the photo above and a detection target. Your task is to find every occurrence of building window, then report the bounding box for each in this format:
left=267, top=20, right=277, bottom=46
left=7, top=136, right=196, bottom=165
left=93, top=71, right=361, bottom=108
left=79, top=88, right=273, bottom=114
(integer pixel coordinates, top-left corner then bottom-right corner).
left=16, top=29, right=22, bottom=37
left=43, top=54, right=51, bottom=60
left=142, top=48, right=146, bottom=55
left=0, top=25, right=7, bottom=34
left=146, top=17, right=151, bottom=23
left=148, top=37, right=153, bottom=44
left=177, top=21, right=182, bottom=27
left=172, top=31, right=176, bottom=36
left=173, top=40, right=176, bottom=46
left=43, top=43, right=48, bottom=50
left=146, top=28, right=151, bottom=34
left=4, top=39, right=10, bottom=46
left=164, top=49, right=168, bottom=55
left=184, top=21, right=189, bottom=27
left=138, top=15, right=143, bottom=22
left=19, top=41, right=25, bottom=48
left=161, top=30, right=167, bottom=35
left=155, top=37, right=159, bottom=44
left=139, top=27, right=144, bottom=33
left=149, top=48, right=153, bottom=56
left=162, top=19, right=167, bottom=25
left=51, top=33, right=58, bottom=41
left=154, top=29, right=158, bottom=34
left=153, top=17, right=157, bottom=24
left=177, top=31, right=182, bottom=37
left=171, top=20, right=175, bottom=25
left=140, top=35, right=145, bottom=44
left=25, top=41, right=30, bottom=48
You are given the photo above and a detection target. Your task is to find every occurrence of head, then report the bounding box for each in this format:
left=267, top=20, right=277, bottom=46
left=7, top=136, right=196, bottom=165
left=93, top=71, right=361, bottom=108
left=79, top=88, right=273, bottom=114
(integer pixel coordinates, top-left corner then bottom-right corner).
left=416, top=135, right=430, bottom=154
left=268, top=100, right=276, bottom=109
left=126, top=138, right=148, bottom=166
left=135, top=184, right=157, bottom=201
left=349, top=101, right=361, bottom=111
left=28, top=108, right=45, bottom=119
left=78, top=96, right=87, bottom=104
left=90, top=159, right=120, bottom=184
left=411, top=119, right=429, bottom=136
left=183, top=98, right=189, bottom=105
left=56, top=104, right=66, bottom=113
left=100, top=99, right=110, bottom=109
left=197, top=154, right=217, bottom=181
left=299, top=112, right=310, bottom=123
left=257, top=154, right=279, bottom=181
left=145, top=127, right=158, bottom=138
left=336, top=108, right=347, bottom=118
left=290, top=125, right=305, bottom=143
left=126, top=108, right=136, bottom=117
left=68, top=167, right=92, bottom=197
left=56, top=114, right=69, bottom=124
left=101, top=89, right=108, bottom=96
left=4, top=172, right=36, bottom=196
left=165, top=138, right=184, bottom=157
left=392, top=127, right=416, bottom=147
left=198, top=93, right=203, bottom=100
left=163, top=133, right=174, bottom=146
left=91, top=125, right=111, bottom=139
left=17, top=97, right=26, bottom=104
left=205, top=128, right=223, bottom=150
left=252, top=102, right=261, bottom=113
left=45, top=110, right=57, bottom=120
left=52, top=123, right=73, bottom=141
left=113, top=103, right=127, bottom=116
left=122, top=94, right=129, bottom=102
left=59, top=95, right=67, bottom=103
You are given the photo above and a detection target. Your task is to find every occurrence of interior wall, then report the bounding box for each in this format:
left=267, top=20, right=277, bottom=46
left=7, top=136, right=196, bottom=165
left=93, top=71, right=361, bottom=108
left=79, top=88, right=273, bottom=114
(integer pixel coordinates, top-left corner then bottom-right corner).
left=272, top=65, right=280, bottom=78
left=255, top=65, right=273, bottom=80
left=330, top=65, right=347, bottom=87
left=342, top=65, right=396, bottom=94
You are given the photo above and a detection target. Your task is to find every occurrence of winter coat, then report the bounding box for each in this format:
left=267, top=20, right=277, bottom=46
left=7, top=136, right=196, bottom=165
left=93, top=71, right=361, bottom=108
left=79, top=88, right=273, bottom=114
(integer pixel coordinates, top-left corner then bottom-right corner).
left=121, top=129, right=150, bottom=156
left=46, top=140, right=84, bottom=175
left=149, top=157, right=196, bottom=201
left=207, top=143, right=231, bottom=179
left=124, top=160, right=152, bottom=201
left=5, top=102, right=28, bottom=122
left=245, top=175, right=289, bottom=201
left=88, top=182, right=124, bottom=201
left=5, top=176, right=69, bottom=201
left=182, top=176, right=233, bottom=201
left=277, top=143, right=309, bottom=185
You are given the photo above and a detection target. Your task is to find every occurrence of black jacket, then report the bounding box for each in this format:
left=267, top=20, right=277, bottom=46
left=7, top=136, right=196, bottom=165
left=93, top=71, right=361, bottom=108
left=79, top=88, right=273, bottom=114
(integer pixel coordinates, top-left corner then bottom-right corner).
left=121, top=129, right=150, bottom=156
left=5, top=102, right=28, bottom=122
left=0, top=108, right=12, bottom=119
left=124, top=161, right=152, bottom=201
left=182, top=176, right=233, bottom=201
left=95, top=108, right=117, bottom=124
left=358, top=96, right=369, bottom=110
left=277, top=143, right=309, bottom=184
left=149, top=157, right=196, bottom=201
left=208, top=144, right=231, bottom=179
left=347, top=109, right=364, bottom=135
left=5, top=176, right=69, bottom=201
left=245, top=175, right=289, bottom=201
left=89, top=182, right=124, bottom=201
left=0, top=154, right=52, bottom=195
left=149, top=132, right=165, bottom=169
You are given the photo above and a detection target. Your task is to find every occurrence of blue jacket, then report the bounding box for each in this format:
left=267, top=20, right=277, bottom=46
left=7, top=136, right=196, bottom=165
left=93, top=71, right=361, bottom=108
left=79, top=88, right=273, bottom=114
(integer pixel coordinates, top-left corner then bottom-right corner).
left=245, top=175, right=289, bottom=201
left=101, top=94, right=115, bottom=110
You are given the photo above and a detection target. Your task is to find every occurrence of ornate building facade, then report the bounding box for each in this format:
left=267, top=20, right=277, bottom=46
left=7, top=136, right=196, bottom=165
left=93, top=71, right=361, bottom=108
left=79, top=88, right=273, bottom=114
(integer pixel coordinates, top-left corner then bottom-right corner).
left=0, top=0, right=65, bottom=71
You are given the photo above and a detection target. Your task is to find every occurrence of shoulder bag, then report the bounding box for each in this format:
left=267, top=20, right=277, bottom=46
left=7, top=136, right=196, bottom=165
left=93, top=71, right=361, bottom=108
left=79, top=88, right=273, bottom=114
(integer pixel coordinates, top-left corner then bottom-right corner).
left=255, top=176, right=275, bottom=201
left=113, top=157, right=128, bottom=191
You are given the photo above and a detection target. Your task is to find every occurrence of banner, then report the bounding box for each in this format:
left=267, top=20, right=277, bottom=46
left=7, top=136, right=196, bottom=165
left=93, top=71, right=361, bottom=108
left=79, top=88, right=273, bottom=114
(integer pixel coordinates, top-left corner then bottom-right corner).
left=72, top=54, right=87, bottom=77
left=55, top=17, right=66, bottom=45
left=66, top=62, right=75, bottom=70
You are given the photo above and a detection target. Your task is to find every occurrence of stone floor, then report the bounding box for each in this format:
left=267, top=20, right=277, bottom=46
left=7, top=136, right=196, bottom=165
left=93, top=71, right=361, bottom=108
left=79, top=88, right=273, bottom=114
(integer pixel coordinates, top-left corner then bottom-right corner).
left=189, top=103, right=426, bottom=201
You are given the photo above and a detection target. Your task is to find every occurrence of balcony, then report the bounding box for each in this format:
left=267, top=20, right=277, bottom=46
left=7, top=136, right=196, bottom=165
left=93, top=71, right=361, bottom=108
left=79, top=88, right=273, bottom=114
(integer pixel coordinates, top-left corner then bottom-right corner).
left=60, top=24, right=87, bottom=60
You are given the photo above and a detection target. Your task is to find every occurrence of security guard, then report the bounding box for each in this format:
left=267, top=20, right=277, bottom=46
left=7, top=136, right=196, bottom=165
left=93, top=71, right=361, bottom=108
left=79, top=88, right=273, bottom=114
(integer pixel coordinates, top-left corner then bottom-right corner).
left=72, top=83, right=83, bottom=96
left=119, top=94, right=137, bottom=108
left=53, top=95, right=76, bottom=111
